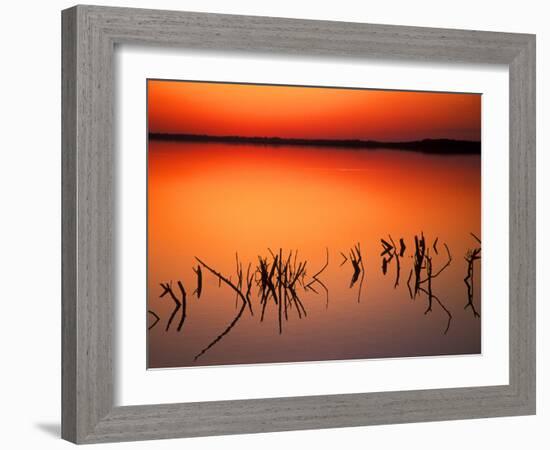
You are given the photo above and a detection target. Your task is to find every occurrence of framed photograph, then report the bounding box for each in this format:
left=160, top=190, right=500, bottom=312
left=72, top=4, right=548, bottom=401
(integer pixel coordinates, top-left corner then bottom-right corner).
left=62, top=5, right=536, bottom=444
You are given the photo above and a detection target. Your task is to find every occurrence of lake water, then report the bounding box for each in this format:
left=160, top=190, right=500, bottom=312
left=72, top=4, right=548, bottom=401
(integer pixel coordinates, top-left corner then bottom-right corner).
left=147, top=139, right=481, bottom=368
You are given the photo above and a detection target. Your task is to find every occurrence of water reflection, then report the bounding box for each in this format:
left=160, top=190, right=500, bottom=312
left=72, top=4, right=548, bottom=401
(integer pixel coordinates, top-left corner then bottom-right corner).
left=147, top=142, right=482, bottom=368
left=150, top=232, right=481, bottom=360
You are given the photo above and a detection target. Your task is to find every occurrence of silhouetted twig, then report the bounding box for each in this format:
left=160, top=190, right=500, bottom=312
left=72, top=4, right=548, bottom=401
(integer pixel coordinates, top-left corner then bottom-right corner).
left=470, top=232, right=481, bottom=244
left=341, top=243, right=364, bottom=302
left=159, top=281, right=187, bottom=332
left=412, top=233, right=427, bottom=298
left=348, top=245, right=362, bottom=288
left=380, top=235, right=404, bottom=288
left=192, top=265, right=202, bottom=299
left=195, top=256, right=252, bottom=316
left=339, top=252, right=348, bottom=267
left=464, top=234, right=481, bottom=318
left=147, top=310, right=160, bottom=330
left=433, top=237, right=439, bottom=255
left=406, top=269, right=414, bottom=299
left=414, top=238, right=453, bottom=334
left=193, top=256, right=253, bottom=360
left=194, top=300, right=247, bottom=361
left=418, top=286, right=452, bottom=334
left=306, top=247, right=329, bottom=308
left=388, top=235, right=401, bottom=288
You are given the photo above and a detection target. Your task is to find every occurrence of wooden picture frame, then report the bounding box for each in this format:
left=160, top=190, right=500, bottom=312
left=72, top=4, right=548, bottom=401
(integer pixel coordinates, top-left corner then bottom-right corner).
left=62, top=5, right=536, bottom=443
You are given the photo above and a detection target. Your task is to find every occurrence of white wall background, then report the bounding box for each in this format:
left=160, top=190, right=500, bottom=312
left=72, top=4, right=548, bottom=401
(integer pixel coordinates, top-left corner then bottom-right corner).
left=0, top=1, right=546, bottom=448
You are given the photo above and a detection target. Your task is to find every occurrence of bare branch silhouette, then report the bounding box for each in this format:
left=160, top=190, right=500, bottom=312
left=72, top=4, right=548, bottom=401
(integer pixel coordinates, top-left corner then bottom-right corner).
left=193, top=256, right=254, bottom=360
left=195, top=256, right=252, bottom=316
left=412, top=233, right=427, bottom=298
left=399, top=238, right=407, bottom=257
left=412, top=236, right=454, bottom=334
left=194, top=301, right=247, bottom=361
left=348, top=245, right=362, bottom=288
left=340, top=252, right=348, bottom=267
left=406, top=269, right=414, bottom=299
left=192, top=265, right=202, bottom=298
left=159, top=281, right=187, bottom=332
left=420, top=243, right=452, bottom=282
left=380, top=235, right=404, bottom=288
left=464, top=234, right=481, bottom=318
left=388, top=235, right=401, bottom=288
left=433, top=237, right=439, bottom=255
left=418, top=286, right=452, bottom=334
left=306, top=247, right=329, bottom=308
left=147, top=310, right=160, bottom=330
left=341, top=243, right=365, bottom=302
left=470, top=232, right=481, bottom=244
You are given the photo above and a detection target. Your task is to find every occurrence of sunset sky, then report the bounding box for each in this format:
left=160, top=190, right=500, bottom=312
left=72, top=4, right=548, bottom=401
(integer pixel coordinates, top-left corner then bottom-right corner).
left=147, top=80, right=481, bottom=142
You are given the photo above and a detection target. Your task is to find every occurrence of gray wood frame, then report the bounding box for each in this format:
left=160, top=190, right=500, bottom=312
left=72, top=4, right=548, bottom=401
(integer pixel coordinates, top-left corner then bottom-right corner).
left=62, top=5, right=536, bottom=444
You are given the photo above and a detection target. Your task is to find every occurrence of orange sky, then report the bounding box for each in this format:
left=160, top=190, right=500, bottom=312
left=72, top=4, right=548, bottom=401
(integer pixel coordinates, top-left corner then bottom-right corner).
left=147, top=80, right=481, bottom=142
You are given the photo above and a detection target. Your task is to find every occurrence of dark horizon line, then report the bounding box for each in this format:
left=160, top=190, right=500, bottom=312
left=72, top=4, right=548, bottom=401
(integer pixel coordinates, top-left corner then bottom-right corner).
left=148, top=133, right=481, bottom=154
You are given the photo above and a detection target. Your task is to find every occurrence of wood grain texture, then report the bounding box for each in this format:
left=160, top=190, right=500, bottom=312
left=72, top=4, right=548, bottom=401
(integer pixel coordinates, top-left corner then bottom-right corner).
left=61, top=4, right=536, bottom=444
left=61, top=7, right=77, bottom=443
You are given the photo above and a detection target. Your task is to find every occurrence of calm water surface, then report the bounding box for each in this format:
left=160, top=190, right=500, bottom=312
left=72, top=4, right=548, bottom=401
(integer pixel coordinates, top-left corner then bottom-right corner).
left=147, top=140, right=481, bottom=368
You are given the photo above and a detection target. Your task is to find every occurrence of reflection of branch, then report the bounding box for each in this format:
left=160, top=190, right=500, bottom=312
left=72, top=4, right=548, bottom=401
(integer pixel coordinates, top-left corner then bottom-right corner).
left=306, top=248, right=329, bottom=308
left=380, top=235, right=404, bottom=288
left=147, top=310, right=160, bottom=330
left=339, top=252, right=348, bottom=266
left=159, top=281, right=187, bottom=332
left=341, top=243, right=364, bottom=302
left=413, top=233, right=426, bottom=298
left=309, top=247, right=329, bottom=281
left=256, top=249, right=316, bottom=329
left=406, top=269, right=414, bottom=299
left=195, top=256, right=253, bottom=316
left=194, top=301, right=247, bottom=361
left=233, top=253, right=253, bottom=314
left=348, top=244, right=363, bottom=288
left=193, top=256, right=252, bottom=361
left=414, top=236, right=453, bottom=334
left=464, top=246, right=481, bottom=318
left=418, top=286, right=452, bottom=334
left=420, top=243, right=452, bottom=282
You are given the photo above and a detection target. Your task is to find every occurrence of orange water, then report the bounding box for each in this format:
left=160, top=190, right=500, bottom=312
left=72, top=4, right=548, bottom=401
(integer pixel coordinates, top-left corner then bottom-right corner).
left=147, top=140, right=481, bottom=368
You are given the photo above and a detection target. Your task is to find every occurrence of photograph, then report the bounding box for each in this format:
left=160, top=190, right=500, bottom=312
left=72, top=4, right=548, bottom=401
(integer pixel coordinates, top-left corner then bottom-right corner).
left=147, top=80, right=482, bottom=369
left=0, top=1, right=542, bottom=447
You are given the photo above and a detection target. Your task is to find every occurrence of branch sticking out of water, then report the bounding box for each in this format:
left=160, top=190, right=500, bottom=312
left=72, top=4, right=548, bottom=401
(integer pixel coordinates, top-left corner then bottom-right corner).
left=470, top=232, right=482, bottom=244
left=159, top=281, right=187, bottom=332
left=192, top=265, right=202, bottom=299
left=413, top=236, right=453, bottom=334
left=341, top=243, right=365, bottom=303
left=193, top=256, right=254, bottom=361
left=147, top=310, right=160, bottom=330
left=412, top=233, right=427, bottom=298
left=305, top=248, right=329, bottom=308
left=195, top=256, right=253, bottom=316
left=464, top=234, right=481, bottom=318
